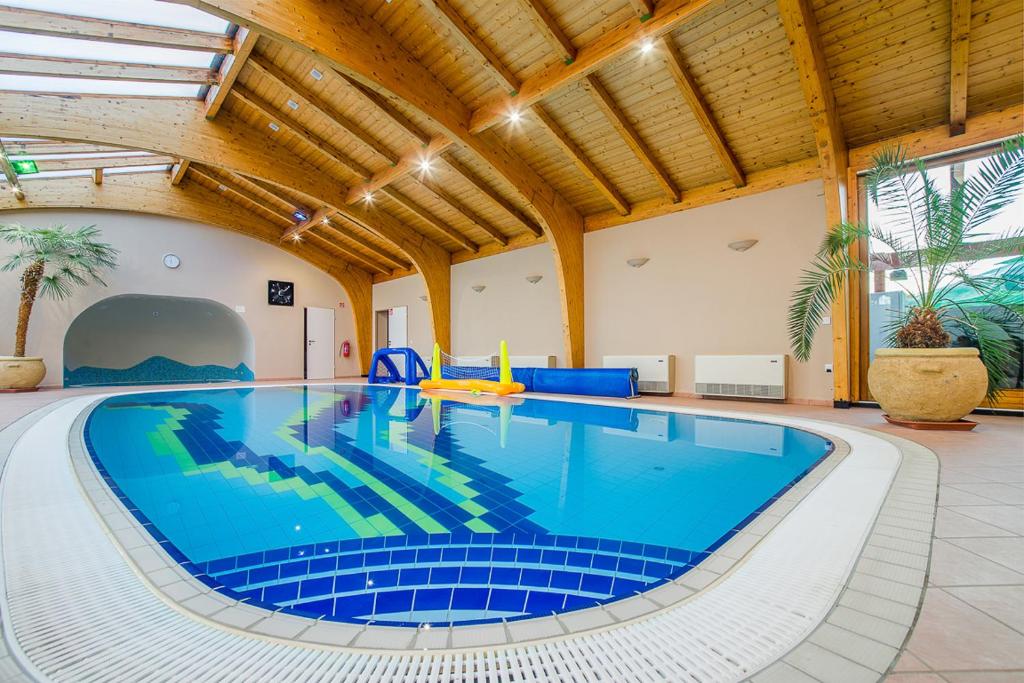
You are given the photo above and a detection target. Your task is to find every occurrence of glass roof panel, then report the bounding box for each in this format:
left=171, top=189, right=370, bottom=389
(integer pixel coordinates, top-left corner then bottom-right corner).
left=8, top=151, right=156, bottom=161
left=21, top=164, right=172, bottom=180
left=0, top=0, right=230, bottom=33
left=0, top=31, right=219, bottom=68
left=0, top=74, right=201, bottom=97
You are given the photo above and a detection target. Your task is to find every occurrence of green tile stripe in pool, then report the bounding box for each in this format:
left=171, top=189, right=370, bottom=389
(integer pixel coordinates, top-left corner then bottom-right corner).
left=83, top=385, right=832, bottom=627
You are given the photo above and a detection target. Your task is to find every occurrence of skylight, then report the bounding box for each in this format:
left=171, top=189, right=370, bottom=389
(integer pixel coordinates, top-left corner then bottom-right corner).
left=0, top=1, right=230, bottom=98
left=19, top=164, right=172, bottom=180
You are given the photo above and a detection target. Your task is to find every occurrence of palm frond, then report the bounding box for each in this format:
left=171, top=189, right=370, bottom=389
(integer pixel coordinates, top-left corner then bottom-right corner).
left=788, top=246, right=865, bottom=361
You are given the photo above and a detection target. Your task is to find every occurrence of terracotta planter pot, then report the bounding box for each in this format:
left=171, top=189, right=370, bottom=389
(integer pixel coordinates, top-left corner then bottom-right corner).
left=868, top=348, right=987, bottom=422
left=0, top=356, right=46, bottom=391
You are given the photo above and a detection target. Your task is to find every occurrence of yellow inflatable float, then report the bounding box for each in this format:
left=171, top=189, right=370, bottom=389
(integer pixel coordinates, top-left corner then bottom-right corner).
left=418, top=341, right=526, bottom=396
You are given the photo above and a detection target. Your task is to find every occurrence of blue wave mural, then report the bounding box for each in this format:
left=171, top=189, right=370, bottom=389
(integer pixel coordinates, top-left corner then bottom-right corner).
left=64, top=356, right=254, bottom=387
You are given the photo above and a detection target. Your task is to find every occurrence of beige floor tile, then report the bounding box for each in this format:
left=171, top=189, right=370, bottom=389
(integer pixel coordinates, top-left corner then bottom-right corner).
left=939, top=673, right=1024, bottom=682
left=947, top=537, right=1024, bottom=574
left=939, top=485, right=1002, bottom=506
left=945, top=585, right=1024, bottom=634
left=884, top=674, right=946, bottom=683
left=947, top=505, right=1024, bottom=536
left=928, top=540, right=1024, bottom=586
left=945, top=484, right=1024, bottom=506
left=904, top=589, right=1024, bottom=671
left=935, top=508, right=1016, bottom=538
left=892, top=651, right=932, bottom=672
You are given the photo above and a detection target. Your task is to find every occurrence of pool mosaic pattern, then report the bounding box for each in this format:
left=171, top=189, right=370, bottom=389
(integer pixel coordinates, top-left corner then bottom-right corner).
left=84, top=385, right=831, bottom=627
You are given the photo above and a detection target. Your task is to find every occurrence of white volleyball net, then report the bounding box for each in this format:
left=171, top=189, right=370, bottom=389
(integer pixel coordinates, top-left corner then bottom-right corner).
left=431, top=341, right=513, bottom=383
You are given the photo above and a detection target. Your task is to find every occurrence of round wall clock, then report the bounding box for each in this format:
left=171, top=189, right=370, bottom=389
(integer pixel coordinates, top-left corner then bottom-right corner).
left=163, top=253, right=181, bottom=269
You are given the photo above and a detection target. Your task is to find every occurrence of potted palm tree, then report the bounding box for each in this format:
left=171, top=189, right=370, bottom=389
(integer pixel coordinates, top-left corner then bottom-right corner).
left=1, top=224, right=118, bottom=391
left=789, top=137, right=1023, bottom=425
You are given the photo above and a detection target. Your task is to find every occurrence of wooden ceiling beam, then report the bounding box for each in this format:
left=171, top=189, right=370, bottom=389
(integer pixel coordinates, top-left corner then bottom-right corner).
left=381, top=187, right=480, bottom=253
left=92, top=168, right=102, bottom=185
left=205, top=26, right=259, bottom=119
left=335, top=72, right=432, bottom=147
left=627, top=0, right=656, bottom=21
left=0, top=5, right=232, bottom=52
left=229, top=85, right=371, bottom=179
left=305, top=230, right=390, bottom=275
left=189, top=163, right=295, bottom=223
left=318, top=216, right=413, bottom=270
left=517, top=0, right=577, bottom=65
left=0, top=53, right=217, bottom=83
left=31, top=155, right=174, bottom=171
left=247, top=54, right=398, bottom=165
left=345, top=135, right=453, bottom=204
left=170, top=159, right=190, bottom=185
left=583, top=74, right=680, bottom=202
left=440, top=152, right=544, bottom=237
left=660, top=36, right=745, bottom=188
left=0, top=140, right=25, bottom=201
left=419, top=178, right=509, bottom=246
left=469, top=0, right=717, bottom=133
left=777, top=0, right=850, bottom=405
left=531, top=105, right=630, bottom=216
left=949, top=0, right=971, bottom=136
left=419, top=0, right=520, bottom=94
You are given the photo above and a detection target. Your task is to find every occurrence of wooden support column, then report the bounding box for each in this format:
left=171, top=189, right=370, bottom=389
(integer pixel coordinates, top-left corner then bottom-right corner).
left=778, top=0, right=851, bottom=406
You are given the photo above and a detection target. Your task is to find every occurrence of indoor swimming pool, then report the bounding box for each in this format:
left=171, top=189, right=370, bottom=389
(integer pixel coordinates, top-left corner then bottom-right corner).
left=83, top=384, right=832, bottom=627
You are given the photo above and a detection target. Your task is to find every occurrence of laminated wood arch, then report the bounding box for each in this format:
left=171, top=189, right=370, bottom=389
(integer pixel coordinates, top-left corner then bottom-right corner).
left=0, top=172, right=376, bottom=374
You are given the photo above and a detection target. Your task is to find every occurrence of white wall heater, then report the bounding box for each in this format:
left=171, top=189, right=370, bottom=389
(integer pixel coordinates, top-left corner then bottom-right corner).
left=694, top=354, right=787, bottom=401
left=602, top=355, right=675, bottom=394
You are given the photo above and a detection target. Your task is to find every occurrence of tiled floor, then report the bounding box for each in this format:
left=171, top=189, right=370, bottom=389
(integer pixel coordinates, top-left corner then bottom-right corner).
left=1, top=381, right=1021, bottom=681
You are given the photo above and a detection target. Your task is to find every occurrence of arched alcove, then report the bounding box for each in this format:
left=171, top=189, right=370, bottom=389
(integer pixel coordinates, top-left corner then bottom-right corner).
left=64, top=294, right=255, bottom=387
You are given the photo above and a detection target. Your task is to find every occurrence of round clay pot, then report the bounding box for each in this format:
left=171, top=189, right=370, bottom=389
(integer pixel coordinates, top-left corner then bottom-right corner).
left=868, top=348, right=987, bottom=422
left=0, top=356, right=46, bottom=391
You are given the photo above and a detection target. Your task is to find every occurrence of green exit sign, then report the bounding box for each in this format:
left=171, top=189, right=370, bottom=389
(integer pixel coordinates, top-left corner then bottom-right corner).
left=10, top=159, right=38, bottom=175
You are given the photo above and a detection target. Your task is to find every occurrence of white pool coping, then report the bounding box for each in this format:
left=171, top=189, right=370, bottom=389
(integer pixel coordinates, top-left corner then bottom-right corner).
left=0, top=384, right=938, bottom=682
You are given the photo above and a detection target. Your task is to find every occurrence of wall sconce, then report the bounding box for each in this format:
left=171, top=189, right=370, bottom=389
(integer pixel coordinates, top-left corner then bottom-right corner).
left=525, top=275, right=543, bottom=284
left=472, top=285, right=486, bottom=293
left=626, top=257, right=649, bottom=268
left=727, top=239, right=759, bottom=252
left=418, top=295, right=428, bottom=301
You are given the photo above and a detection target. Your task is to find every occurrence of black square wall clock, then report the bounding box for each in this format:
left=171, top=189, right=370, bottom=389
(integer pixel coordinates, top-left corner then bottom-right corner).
left=268, top=280, right=295, bottom=306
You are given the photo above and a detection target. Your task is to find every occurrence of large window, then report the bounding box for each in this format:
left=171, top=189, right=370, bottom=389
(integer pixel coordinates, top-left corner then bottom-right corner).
left=860, top=146, right=1024, bottom=408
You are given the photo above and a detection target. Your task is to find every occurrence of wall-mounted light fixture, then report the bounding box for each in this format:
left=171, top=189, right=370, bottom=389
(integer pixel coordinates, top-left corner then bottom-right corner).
left=525, top=275, right=543, bottom=284
left=727, top=239, right=759, bottom=252
left=472, top=285, right=486, bottom=293
left=418, top=295, right=428, bottom=301
left=626, top=257, right=650, bottom=268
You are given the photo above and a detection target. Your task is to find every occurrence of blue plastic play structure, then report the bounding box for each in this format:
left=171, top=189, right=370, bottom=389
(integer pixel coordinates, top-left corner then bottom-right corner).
left=367, top=347, right=430, bottom=386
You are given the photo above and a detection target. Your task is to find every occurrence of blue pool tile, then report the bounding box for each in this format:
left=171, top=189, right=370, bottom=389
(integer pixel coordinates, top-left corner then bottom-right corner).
left=300, top=576, right=334, bottom=598
left=460, top=566, right=490, bottom=584
left=617, top=557, right=645, bottom=576
left=374, top=589, right=414, bottom=614
left=592, top=554, right=617, bottom=571
left=487, top=588, right=526, bottom=613
left=525, top=591, right=565, bottom=613
left=334, top=573, right=368, bottom=593
left=309, top=557, right=337, bottom=574
left=541, top=549, right=567, bottom=565
left=337, top=554, right=363, bottom=570
left=490, top=567, right=521, bottom=586
left=265, top=548, right=290, bottom=563
left=516, top=548, right=542, bottom=563
left=279, top=560, right=310, bottom=579
left=398, top=567, right=430, bottom=586
left=430, top=566, right=461, bottom=585
left=417, top=548, right=442, bottom=563
left=612, top=577, right=647, bottom=595
left=566, top=551, right=593, bottom=569
left=367, top=569, right=399, bottom=588
left=581, top=573, right=613, bottom=595
left=217, top=570, right=249, bottom=588
left=492, top=547, right=516, bottom=562
left=263, top=582, right=299, bottom=604
left=551, top=570, right=582, bottom=591
left=363, top=550, right=390, bottom=567
left=563, top=594, right=599, bottom=611
left=334, top=593, right=373, bottom=618
left=390, top=549, right=416, bottom=564
left=235, top=552, right=264, bottom=569
left=413, top=588, right=452, bottom=612
left=520, top=568, right=551, bottom=588
left=207, top=557, right=236, bottom=574
left=294, top=598, right=334, bottom=618
left=441, top=547, right=467, bottom=562
left=451, top=587, right=489, bottom=611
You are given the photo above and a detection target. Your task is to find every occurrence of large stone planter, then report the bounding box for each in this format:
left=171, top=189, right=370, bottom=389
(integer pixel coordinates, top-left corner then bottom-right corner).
left=0, top=356, right=46, bottom=391
left=868, top=348, right=987, bottom=422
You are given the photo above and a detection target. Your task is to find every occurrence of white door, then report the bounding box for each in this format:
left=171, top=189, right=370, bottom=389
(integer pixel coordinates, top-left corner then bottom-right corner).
left=388, top=306, right=408, bottom=347
left=305, top=306, right=335, bottom=380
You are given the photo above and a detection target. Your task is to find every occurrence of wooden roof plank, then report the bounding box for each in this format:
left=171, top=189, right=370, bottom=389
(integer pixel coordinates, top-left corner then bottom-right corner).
left=628, top=0, right=656, bottom=21
left=337, top=71, right=432, bottom=146
left=381, top=187, right=480, bottom=253
left=949, top=0, right=971, bottom=135
left=517, top=0, right=577, bottom=65
left=189, top=163, right=295, bottom=223
left=205, top=27, right=259, bottom=119
left=305, top=230, right=390, bottom=275
left=345, top=135, right=453, bottom=204
left=419, top=177, right=510, bottom=246
left=531, top=104, right=630, bottom=215
left=0, top=5, right=232, bottom=53
left=419, top=0, right=520, bottom=93
left=440, top=152, right=544, bottom=237
left=320, top=218, right=413, bottom=270
left=660, top=36, right=745, bottom=187
left=0, top=53, right=217, bottom=83
left=582, top=74, right=680, bottom=202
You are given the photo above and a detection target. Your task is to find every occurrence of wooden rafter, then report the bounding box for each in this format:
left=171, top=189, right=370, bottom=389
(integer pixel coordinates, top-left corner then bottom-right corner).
left=419, top=178, right=509, bottom=246
left=583, top=74, right=680, bottom=202
left=318, top=218, right=412, bottom=271
left=0, top=5, right=232, bottom=52
left=419, top=0, right=520, bottom=93
left=336, top=72, right=432, bottom=146
left=660, top=37, right=745, bottom=187
left=531, top=104, right=630, bottom=215
left=205, top=27, right=259, bottom=119
left=92, top=168, right=103, bottom=185
left=0, top=140, right=25, bottom=201
left=381, top=187, right=480, bottom=253
left=0, top=53, right=216, bottom=83
left=440, top=152, right=543, bottom=237
left=949, top=0, right=972, bottom=136
left=31, top=155, right=174, bottom=171
left=345, top=136, right=453, bottom=204
left=282, top=205, right=329, bottom=239
left=517, top=0, right=576, bottom=64
left=189, top=164, right=295, bottom=223
left=246, top=55, right=397, bottom=165
left=627, top=0, right=656, bottom=21
left=777, top=0, right=850, bottom=404
left=170, top=159, right=190, bottom=185
left=469, top=0, right=717, bottom=133
left=305, top=230, right=390, bottom=275
left=229, top=85, right=371, bottom=179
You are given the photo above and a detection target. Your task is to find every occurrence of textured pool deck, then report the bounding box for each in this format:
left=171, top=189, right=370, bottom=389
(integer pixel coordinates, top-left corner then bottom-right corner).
left=0, top=380, right=1019, bottom=681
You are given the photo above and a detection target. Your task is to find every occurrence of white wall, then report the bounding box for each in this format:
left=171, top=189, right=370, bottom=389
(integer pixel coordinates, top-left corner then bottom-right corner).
left=372, top=180, right=835, bottom=403
left=0, top=209, right=360, bottom=385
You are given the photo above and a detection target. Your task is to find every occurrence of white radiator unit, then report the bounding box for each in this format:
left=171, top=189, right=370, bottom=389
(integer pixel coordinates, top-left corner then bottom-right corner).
left=603, top=355, right=675, bottom=394
left=500, top=355, right=557, bottom=368
left=694, top=354, right=787, bottom=401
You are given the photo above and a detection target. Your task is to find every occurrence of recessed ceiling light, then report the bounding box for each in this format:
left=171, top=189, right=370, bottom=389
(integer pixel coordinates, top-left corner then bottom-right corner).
left=217, top=184, right=226, bottom=192
left=363, top=190, right=374, bottom=203
left=268, top=122, right=280, bottom=132
left=292, top=209, right=310, bottom=222
left=310, top=68, right=323, bottom=81
left=290, top=233, right=302, bottom=242
left=419, top=158, right=432, bottom=173
left=640, top=39, right=654, bottom=54
left=507, top=109, right=522, bottom=123
left=321, top=215, right=330, bottom=224
left=286, top=99, right=299, bottom=110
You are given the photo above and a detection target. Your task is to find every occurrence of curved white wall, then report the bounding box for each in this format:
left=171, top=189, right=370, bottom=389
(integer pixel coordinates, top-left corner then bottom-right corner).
left=0, top=209, right=359, bottom=385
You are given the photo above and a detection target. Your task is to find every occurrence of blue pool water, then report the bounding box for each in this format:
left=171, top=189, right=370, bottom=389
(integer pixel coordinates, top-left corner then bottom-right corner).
left=84, top=384, right=832, bottom=627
